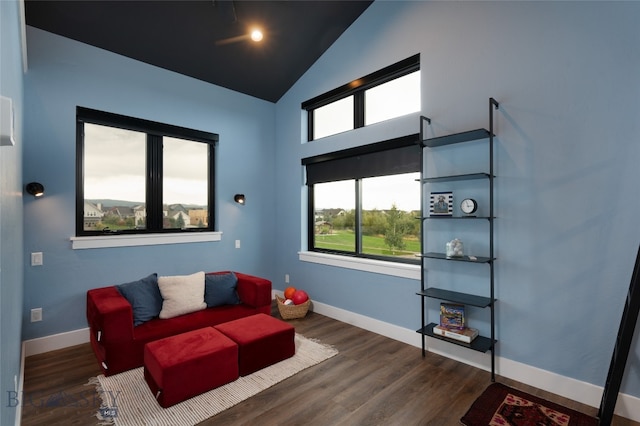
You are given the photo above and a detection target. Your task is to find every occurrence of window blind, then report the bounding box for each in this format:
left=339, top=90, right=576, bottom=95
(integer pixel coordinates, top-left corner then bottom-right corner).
left=302, top=134, right=420, bottom=185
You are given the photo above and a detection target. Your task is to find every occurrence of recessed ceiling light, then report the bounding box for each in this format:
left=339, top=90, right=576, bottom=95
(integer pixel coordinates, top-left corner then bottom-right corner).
left=250, top=29, right=263, bottom=42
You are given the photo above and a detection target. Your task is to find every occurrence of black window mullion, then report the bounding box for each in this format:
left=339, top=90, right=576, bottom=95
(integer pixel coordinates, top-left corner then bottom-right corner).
left=355, top=179, right=362, bottom=254
left=207, top=143, right=216, bottom=230
left=308, top=185, right=316, bottom=250
left=307, top=109, right=314, bottom=142
left=146, top=134, right=163, bottom=231
left=354, top=91, right=365, bottom=129
left=76, top=121, right=86, bottom=236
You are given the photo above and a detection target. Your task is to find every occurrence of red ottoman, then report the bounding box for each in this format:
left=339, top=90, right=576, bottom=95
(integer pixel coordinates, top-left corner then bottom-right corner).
left=214, top=313, right=295, bottom=376
left=144, top=327, right=238, bottom=408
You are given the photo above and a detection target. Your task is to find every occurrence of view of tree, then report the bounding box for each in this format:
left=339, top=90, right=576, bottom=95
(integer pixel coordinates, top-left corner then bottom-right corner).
left=363, top=209, right=387, bottom=236
left=97, top=213, right=135, bottom=230
left=315, top=204, right=419, bottom=257
left=384, top=204, right=407, bottom=254
left=332, top=210, right=355, bottom=230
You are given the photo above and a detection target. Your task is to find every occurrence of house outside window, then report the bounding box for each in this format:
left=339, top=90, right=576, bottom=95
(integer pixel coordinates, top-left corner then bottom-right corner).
left=76, top=107, right=218, bottom=237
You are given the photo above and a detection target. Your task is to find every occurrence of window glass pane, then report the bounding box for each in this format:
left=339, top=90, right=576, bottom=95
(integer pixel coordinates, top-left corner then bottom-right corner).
left=83, top=123, right=146, bottom=231
left=365, top=71, right=420, bottom=126
left=361, top=173, right=420, bottom=259
left=163, top=137, right=209, bottom=230
left=313, top=96, right=354, bottom=140
left=313, top=180, right=355, bottom=252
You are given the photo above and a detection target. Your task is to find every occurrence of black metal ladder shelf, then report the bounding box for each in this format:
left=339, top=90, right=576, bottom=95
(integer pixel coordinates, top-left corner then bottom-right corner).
left=417, top=97, right=500, bottom=381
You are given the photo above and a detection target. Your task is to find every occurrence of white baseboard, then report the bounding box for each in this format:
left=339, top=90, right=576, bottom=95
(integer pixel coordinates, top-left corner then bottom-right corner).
left=23, top=328, right=90, bottom=357
left=309, top=298, right=640, bottom=423
left=23, top=298, right=640, bottom=423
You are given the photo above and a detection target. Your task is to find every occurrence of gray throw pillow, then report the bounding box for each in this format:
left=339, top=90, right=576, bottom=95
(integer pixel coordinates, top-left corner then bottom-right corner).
left=116, top=273, right=162, bottom=326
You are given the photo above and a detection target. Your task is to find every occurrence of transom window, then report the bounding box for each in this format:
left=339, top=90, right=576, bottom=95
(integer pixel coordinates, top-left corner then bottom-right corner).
left=76, top=107, right=218, bottom=236
left=302, top=54, right=420, bottom=141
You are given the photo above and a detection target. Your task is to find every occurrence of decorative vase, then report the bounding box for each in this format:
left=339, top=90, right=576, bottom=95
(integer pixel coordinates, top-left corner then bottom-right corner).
left=446, top=239, right=464, bottom=258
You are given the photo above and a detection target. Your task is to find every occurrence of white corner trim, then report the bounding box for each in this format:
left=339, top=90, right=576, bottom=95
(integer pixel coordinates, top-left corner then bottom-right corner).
left=298, top=251, right=421, bottom=280
left=23, top=328, right=90, bottom=356
left=70, top=231, right=222, bottom=249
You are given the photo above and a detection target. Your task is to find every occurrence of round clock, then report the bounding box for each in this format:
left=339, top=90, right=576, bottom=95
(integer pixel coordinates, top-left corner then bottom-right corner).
left=460, top=198, right=478, bottom=215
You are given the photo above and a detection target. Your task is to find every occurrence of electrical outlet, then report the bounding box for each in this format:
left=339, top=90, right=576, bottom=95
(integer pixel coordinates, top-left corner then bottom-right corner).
left=235, top=240, right=241, bottom=249
left=31, top=252, right=43, bottom=266
left=285, top=274, right=290, bottom=284
left=31, top=308, right=42, bottom=322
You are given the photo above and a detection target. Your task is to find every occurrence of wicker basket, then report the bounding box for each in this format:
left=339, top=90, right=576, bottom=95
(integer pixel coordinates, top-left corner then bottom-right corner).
left=276, top=295, right=311, bottom=320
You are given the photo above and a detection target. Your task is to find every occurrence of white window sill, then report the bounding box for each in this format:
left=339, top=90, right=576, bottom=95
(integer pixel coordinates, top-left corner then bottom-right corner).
left=298, top=251, right=420, bottom=280
left=70, top=232, right=223, bottom=249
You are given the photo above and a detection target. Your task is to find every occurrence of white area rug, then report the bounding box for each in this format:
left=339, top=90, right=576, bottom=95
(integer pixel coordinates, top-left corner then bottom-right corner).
left=91, top=334, right=337, bottom=426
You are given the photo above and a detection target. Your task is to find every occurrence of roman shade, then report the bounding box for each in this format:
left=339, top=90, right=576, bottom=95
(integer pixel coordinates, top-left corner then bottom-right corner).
left=302, top=134, right=420, bottom=185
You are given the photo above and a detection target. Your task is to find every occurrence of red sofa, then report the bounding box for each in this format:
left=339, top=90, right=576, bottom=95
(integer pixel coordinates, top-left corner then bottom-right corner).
left=86, top=271, right=272, bottom=376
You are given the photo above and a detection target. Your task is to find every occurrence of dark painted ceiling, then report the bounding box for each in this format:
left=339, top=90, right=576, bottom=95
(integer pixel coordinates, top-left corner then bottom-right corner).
left=25, top=1, right=373, bottom=103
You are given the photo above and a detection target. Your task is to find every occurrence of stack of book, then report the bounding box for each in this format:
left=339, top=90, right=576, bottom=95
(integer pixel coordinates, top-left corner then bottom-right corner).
left=435, top=303, right=479, bottom=343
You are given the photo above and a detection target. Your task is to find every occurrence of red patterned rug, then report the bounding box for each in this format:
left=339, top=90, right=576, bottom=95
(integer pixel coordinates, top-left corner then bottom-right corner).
left=460, top=383, right=599, bottom=426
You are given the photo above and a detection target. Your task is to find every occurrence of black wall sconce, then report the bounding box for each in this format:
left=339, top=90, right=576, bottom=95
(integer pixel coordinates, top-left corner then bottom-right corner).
left=26, top=182, right=45, bottom=198
left=234, top=194, right=245, bottom=205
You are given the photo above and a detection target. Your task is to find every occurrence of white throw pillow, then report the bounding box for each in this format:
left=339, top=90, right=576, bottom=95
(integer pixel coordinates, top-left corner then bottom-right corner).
left=158, top=271, right=207, bottom=319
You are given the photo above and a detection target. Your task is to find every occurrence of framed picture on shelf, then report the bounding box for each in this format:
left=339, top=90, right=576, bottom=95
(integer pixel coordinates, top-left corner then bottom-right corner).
left=430, top=191, right=453, bottom=216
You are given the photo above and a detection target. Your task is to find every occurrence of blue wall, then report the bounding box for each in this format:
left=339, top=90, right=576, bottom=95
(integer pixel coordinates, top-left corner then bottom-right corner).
left=22, top=27, right=277, bottom=340
left=274, top=1, right=640, bottom=398
left=0, top=1, right=24, bottom=424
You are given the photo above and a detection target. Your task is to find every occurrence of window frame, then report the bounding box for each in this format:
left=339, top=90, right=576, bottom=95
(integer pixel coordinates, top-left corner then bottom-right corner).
left=302, top=54, right=420, bottom=141
left=75, top=107, right=219, bottom=237
left=302, top=134, right=421, bottom=265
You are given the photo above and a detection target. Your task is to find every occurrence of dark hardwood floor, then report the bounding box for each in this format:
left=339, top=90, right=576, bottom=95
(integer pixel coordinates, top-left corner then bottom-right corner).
left=21, top=304, right=639, bottom=425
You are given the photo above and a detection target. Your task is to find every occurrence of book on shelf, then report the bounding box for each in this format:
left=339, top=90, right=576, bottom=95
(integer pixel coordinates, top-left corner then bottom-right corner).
left=433, top=325, right=479, bottom=343
left=440, top=302, right=465, bottom=330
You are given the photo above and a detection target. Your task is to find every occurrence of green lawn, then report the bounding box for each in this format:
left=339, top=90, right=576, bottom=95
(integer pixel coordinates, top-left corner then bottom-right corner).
left=315, top=230, right=420, bottom=257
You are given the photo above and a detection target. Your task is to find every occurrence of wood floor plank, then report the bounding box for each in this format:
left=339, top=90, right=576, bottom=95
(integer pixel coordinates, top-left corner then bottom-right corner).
left=20, top=304, right=639, bottom=426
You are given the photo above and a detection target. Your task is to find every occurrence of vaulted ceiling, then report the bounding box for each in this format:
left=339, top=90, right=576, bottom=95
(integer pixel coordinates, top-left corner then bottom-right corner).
left=25, top=1, right=373, bottom=103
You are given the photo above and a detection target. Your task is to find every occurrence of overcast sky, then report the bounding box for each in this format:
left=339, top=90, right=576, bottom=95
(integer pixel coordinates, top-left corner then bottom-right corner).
left=84, top=124, right=208, bottom=205
left=314, top=173, right=420, bottom=212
